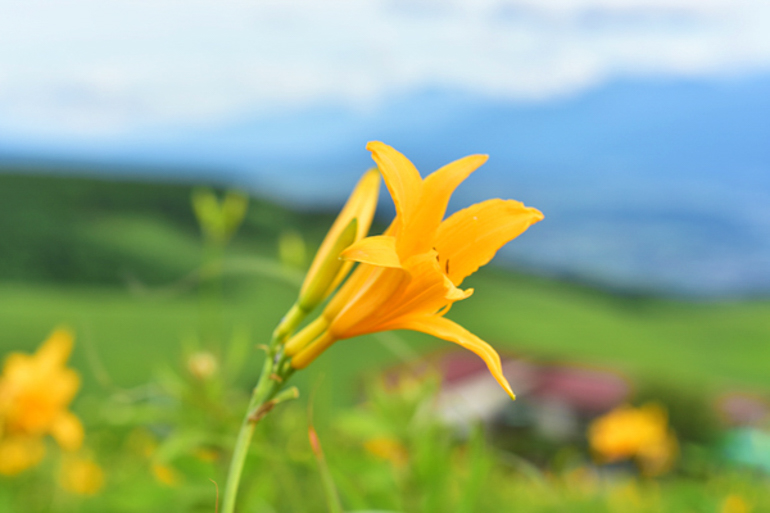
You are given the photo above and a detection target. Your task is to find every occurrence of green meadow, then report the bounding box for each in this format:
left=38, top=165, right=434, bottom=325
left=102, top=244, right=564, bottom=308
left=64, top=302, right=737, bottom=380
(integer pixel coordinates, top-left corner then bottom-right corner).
left=1, top=171, right=769, bottom=512
left=2, top=172, right=768, bottom=395
left=2, top=264, right=770, bottom=397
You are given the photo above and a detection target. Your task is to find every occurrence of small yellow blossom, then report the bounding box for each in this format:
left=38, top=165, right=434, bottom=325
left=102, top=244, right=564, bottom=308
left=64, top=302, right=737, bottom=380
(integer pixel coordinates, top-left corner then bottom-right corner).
left=187, top=351, right=219, bottom=380
left=59, top=455, right=105, bottom=496
left=364, top=436, right=409, bottom=468
left=152, top=462, right=182, bottom=487
left=0, top=328, right=84, bottom=475
left=0, top=436, right=45, bottom=476
left=721, top=494, right=752, bottom=513
left=588, top=403, right=678, bottom=476
left=285, top=142, right=542, bottom=399
left=193, top=447, right=220, bottom=463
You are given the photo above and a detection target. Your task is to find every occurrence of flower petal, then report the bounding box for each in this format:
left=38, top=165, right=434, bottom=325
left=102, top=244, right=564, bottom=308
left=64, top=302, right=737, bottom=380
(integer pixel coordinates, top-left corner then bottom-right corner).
left=366, top=252, right=452, bottom=327
left=366, top=141, right=422, bottom=229
left=399, top=154, right=488, bottom=256
left=51, top=411, right=84, bottom=451
left=340, top=235, right=401, bottom=268
left=329, top=267, right=409, bottom=338
left=389, top=315, right=515, bottom=399
left=435, top=199, right=543, bottom=286
left=0, top=436, right=46, bottom=476
left=37, top=328, right=75, bottom=370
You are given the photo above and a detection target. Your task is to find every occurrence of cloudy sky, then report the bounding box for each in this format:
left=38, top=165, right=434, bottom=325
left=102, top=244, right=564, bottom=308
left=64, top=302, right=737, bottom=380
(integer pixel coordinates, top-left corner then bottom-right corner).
left=1, top=0, right=769, bottom=139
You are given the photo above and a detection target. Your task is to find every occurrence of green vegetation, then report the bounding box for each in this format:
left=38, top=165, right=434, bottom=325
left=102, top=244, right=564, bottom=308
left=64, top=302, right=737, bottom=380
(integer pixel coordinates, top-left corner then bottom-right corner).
left=1, top=170, right=769, bottom=512
left=1, top=171, right=768, bottom=394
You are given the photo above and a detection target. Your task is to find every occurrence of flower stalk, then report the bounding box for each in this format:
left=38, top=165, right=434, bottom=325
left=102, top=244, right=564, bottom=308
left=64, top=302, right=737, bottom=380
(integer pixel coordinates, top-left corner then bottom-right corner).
left=221, top=169, right=381, bottom=512
left=221, top=333, right=295, bottom=513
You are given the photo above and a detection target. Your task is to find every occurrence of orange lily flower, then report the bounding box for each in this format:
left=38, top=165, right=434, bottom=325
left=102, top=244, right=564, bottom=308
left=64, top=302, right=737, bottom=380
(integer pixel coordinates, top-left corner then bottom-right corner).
left=285, top=142, right=542, bottom=399
left=588, top=403, right=678, bottom=476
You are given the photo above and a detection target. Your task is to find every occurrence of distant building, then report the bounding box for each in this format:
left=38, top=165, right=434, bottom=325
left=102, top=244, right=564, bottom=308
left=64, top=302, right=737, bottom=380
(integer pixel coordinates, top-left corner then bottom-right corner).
left=421, top=350, right=631, bottom=439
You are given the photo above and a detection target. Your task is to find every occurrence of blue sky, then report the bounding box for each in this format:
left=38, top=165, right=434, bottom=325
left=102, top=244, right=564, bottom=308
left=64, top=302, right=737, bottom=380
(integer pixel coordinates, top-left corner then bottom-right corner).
left=1, top=0, right=769, bottom=140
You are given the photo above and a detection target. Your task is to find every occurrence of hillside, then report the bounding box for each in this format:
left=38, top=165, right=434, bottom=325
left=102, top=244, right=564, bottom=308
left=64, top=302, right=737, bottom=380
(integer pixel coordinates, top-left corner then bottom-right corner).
left=0, top=171, right=768, bottom=400
left=0, top=170, right=337, bottom=285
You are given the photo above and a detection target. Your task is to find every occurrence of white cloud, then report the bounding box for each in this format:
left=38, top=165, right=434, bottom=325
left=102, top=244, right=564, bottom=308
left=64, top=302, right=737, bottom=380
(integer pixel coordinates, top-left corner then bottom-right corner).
left=0, top=0, right=769, bottom=137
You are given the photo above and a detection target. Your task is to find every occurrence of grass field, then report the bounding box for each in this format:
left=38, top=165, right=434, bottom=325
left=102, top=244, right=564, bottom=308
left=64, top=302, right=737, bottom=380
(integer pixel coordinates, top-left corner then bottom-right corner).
left=2, top=264, right=768, bottom=400
left=1, top=171, right=769, bottom=512
left=2, top=170, right=767, bottom=399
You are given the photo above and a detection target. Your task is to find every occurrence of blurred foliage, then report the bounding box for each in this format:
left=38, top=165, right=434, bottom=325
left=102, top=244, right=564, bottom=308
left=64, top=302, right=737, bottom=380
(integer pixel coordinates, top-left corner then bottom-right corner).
left=1, top=170, right=770, bottom=511
left=191, top=188, right=249, bottom=247
left=278, top=230, right=308, bottom=270
left=2, top=171, right=770, bottom=390
left=1, top=345, right=769, bottom=513
left=0, top=172, right=337, bottom=285
left=635, top=380, right=723, bottom=446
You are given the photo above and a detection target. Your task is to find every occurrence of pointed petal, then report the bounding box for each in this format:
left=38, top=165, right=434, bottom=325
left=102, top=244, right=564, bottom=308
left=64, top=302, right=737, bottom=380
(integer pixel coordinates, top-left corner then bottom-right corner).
left=436, top=199, right=543, bottom=286
left=366, top=141, right=422, bottom=229
left=356, top=253, right=470, bottom=333
left=399, top=154, right=488, bottom=256
left=38, top=328, right=74, bottom=369
left=340, top=235, right=401, bottom=268
left=390, top=315, right=515, bottom=399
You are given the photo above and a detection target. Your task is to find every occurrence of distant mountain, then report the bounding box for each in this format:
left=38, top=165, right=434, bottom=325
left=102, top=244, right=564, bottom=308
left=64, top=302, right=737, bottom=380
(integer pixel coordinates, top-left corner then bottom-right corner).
left=1, top=75, right=769, bottom=296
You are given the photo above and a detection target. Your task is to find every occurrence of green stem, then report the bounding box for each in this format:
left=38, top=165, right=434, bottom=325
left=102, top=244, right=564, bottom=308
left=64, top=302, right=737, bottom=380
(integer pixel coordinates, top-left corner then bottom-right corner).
left=221, top=355, right=284, bottom=513
left=222, top=299, right=305, bottom=513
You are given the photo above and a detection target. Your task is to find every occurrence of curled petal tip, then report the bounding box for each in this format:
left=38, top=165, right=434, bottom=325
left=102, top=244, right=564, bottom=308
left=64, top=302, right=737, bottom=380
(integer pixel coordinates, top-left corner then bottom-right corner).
left=529, top=207, right=545, bottom=222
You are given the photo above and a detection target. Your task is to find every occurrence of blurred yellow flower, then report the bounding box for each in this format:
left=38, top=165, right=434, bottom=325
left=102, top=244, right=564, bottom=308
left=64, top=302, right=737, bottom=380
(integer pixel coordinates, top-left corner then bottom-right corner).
left=364, top=436, right=409, bottom=468
left=285, top=142, right=543, bottom=399
left=152, top=462, right=182, bottom=487
left=58, top=455, right=105, bottom=496
left=0, top=435, right=45, bottom=476
left=588, top=403, right=678, bottom=476
left=721, top=494, right=752, bottom=513
left=0, top=328, right=84, bottom=475
left=193, top=447, right=220, bottom=463
left=187, top=350, right=219, bottom=380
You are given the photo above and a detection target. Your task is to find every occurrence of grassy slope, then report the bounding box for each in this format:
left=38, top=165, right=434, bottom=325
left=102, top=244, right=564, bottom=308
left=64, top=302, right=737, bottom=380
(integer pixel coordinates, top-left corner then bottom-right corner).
left=0, top=171, right=768, bottom=404
left=1, top=268, right=768, bottom=404
left=453, top=270, right=770, bottom=391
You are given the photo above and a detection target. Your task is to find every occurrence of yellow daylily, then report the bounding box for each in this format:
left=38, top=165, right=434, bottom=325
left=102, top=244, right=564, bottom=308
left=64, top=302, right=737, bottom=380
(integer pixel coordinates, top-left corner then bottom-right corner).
left=275, top=168, right=381, bottom=338
left=285, top=142, right=543, bottom=399
left=58, top=454, right=105, bottom=495
left=0, top=328, right=84, bottom=475
left=588, top=403, right=678, bottom=476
